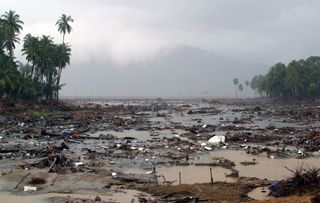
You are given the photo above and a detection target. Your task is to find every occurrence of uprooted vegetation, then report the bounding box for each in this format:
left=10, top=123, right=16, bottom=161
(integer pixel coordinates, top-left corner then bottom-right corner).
left=269, top=165, right=320, bottom=197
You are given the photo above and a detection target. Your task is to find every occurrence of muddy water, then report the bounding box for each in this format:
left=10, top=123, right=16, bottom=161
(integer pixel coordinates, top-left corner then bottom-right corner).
left=0, top=189, right=146, bottom=203
left=88, top=129, right=188, bottom=141
left=157, top=165, right=235, bottom=185
left=198, top=150, right=320, bottom=180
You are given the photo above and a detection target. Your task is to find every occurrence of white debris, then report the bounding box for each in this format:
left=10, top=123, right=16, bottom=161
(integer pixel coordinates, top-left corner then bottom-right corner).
left=24, top=186, right=37, bottom=192
left=297, top=149, right=304, bottom=155
left=202, top=124, right=207, bottom=128
left=200, top=143, right=207, bottom=146
left=208, top=135, right=225, bottom=144
left=99, top=145, right=109, bottom=150
left=112, top=172, right=117, bottom=176
left=204, top=146, right=213, bottom=151
left=74, top=162, right=84, bottom=167
left=146, top=171, right=154, bottom=174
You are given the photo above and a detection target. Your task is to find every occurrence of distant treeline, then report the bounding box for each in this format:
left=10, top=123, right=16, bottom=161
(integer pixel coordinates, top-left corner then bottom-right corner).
left=0, top=10, right=73, bottom=102
left=250, top=56, right=320, bottom=99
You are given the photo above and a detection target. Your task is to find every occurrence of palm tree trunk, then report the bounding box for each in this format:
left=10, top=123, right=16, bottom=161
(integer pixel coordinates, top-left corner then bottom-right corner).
left=9, top=46, right=13, bottom=59
left=31, top=64, right=35, bottom=80
left=62, top=33, right=65, bottom=44
left=55, top=67, right=63, bottom=102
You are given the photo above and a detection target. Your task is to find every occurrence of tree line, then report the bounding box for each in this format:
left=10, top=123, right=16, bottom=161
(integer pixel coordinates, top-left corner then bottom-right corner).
left=232, top=78, right=250, bottom=98
left=0, top=10, right=73, bottom=102
left=250, top=56, right=320, bottom=99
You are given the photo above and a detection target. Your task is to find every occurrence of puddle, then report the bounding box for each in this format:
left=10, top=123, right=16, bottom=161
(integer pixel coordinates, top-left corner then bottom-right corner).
left=198, top=150, right=320, bottom=180
left=248, top=186, right=272, bottom=200
left=0, top=189, right=146, bottom=203
left=157, top=165, right=235, bottom=185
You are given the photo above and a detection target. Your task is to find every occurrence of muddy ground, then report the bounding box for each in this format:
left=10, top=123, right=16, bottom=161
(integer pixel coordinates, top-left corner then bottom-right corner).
left=0, top=98, right=320, bottom=202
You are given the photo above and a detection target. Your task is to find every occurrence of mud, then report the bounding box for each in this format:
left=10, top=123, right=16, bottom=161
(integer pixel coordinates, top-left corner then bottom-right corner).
left=0, top=189, right=147, bottom=203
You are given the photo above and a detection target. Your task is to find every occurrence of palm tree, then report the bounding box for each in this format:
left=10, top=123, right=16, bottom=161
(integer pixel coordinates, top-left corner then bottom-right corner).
left=22, top=34, right=39, bottom=79
left=232, top=78, right=239, bottom=98
left=0, top=20, right=5, bottom=54
left=54, top=43, right=71, bottom=100
left=1, top=10, right=23, bottom=59
left=0, top=52, right=18, bottom=98
left=238, top=83, right=244, bottom=98
left=245, top=80, right=250, bottom=98
left=34, top=36, right=55, bottom=84
left=56, top=14, right=73, bottom=44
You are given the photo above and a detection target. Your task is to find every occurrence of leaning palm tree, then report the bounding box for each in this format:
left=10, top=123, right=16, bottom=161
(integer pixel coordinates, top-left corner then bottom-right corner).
left=1, top=10, right=23, bottom=59
left=56, top=14, right=73, bottom=44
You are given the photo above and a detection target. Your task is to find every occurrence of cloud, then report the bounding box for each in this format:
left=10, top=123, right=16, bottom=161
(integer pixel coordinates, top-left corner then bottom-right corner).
left=3, top=0, right=320, bottom=97
left=5, top=0, right=320, bottom=65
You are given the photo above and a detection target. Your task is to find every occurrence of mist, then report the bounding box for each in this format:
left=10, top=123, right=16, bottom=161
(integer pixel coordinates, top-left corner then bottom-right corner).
left=3, top=0, right=320, bottom=97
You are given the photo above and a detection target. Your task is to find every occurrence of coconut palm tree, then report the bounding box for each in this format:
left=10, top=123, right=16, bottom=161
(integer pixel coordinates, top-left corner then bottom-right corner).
left=54, top=43, right=71, bottom=100
left=232, top=78, right=239, bottom=98
left=22, top=34, right=39, bottom=79
left=34, top=36, right=55, bottom=84
left=1, top=10, right=23, bottom=59
left=238, top=83, right=244, bottom=98
left=56, top=14, right=73, bottom=44
left=0, top=21, right=5, bottom=54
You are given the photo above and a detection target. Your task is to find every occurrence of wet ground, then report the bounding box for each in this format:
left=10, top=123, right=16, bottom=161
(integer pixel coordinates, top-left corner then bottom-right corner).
left=1, top=98, right=320, bottom=202
left=0, top=189, right=148, bottom=203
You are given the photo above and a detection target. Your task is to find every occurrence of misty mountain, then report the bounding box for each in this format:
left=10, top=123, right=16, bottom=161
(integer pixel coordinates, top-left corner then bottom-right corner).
left=61, top=45, right=269, bottom=97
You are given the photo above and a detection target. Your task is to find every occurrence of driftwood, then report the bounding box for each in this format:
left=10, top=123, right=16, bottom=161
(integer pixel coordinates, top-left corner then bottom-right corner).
left=15, top=173, right=30, bottom=189
left=51, top=173, right=60, bottom=185
left=161, top=197, right=208, bottom=202
left=48, top=157, right=57, bottom=173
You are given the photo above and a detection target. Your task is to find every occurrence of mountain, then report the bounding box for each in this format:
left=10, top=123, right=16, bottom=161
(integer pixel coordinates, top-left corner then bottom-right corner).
left=61, top=45, right=269, bottom=97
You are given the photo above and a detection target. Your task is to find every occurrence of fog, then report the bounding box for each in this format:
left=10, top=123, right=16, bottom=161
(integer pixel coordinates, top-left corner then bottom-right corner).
left=3, top=0, right=320, bottom=97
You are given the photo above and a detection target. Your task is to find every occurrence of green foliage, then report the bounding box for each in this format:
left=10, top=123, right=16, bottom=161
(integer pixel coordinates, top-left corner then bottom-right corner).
left=0, top=10, right=73, bottom=102
left=307, top=83, right=317, bottom=97
left=251, top=57, right=320, bottom=99
left=56, top=14, right=73, bottom=44
left=1, top=10, right=23, bottom=58
left=232, top=78, right=239, bottom=86
left=238, top=84, right=243, bottom=91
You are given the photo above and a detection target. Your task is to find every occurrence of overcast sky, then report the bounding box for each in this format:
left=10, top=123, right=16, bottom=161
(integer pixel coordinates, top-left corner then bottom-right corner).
left=2, top=0, right=320, bottom=97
